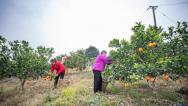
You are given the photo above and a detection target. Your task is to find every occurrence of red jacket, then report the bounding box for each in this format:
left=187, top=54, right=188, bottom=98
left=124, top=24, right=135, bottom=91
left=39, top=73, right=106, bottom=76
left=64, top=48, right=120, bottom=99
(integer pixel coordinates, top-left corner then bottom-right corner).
left=50, top=61, right=65, bottom=75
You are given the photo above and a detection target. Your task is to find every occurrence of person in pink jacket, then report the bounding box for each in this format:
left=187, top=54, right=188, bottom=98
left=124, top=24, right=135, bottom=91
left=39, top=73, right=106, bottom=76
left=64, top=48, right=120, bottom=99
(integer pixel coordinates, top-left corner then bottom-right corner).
left=92, top=50, right=112, bottom=93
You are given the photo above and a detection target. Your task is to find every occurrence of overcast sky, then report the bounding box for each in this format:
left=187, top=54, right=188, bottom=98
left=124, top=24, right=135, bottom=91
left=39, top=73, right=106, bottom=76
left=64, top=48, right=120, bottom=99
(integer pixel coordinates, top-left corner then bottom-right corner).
left=0, top=0, right=188, bottom=56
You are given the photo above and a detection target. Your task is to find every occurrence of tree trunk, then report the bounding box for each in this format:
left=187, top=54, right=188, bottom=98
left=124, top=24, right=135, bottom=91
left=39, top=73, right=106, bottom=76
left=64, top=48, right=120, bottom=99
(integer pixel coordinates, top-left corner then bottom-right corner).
left=102, top=77, right=109, bottom=92
left=20, top=79, right=26, bottom=90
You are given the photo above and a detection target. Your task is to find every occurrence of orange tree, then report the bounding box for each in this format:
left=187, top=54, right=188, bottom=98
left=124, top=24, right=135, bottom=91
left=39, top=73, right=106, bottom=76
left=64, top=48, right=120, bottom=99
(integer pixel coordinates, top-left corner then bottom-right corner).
left=159, top=22, right=188, bottom=79
left=64, top=49, right=88, bottom=70
left=130, top=23, right=164, bottom=79
left=0, top=35, right=11, bottom=78
left=8, top=40, right=54, bottom=89
left=105, top=22, right=188, bottom=83
left=106, top=22, right=164, bottom=82
left=107, top=38, right=138, bottom=82
left=64, top=46, right=99, bottom=70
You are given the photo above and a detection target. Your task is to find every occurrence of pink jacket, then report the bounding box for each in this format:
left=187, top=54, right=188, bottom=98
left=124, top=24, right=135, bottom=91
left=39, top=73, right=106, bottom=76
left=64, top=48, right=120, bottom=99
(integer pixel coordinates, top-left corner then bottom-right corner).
left=92, top=53, right=112, bottom=72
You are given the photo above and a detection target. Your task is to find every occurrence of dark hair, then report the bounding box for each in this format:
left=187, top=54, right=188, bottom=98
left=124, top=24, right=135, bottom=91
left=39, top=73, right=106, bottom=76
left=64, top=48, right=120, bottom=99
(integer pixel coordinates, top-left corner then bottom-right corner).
left=50, top=58, right=56, bottom=63
left=101, top=50, right=107, bottom=54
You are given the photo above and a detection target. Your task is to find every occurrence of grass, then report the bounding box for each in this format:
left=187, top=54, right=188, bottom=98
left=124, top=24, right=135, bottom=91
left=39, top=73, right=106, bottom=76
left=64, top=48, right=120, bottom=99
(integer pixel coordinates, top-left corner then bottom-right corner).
left=1, top=71, right=188, bottom=106
left=0, top=77, right=51, bottom=106
left=158, top=90, right=183, bottom=102
left=107, top=83, right=124, bottom=94
left=127, top=89, right=145, bottom=102
left=44, top=72, right=125, bottom=106
left=124, top=81, right=188, bottom=106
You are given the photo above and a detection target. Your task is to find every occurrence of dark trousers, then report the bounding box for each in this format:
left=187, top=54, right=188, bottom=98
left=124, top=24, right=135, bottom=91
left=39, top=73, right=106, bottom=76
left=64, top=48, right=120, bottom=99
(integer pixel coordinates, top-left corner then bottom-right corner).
left=93, top=70, right=102, bottom=93
left=54, top=76, right=59, bottom=88
left=54, top=72, right=65, bottom=88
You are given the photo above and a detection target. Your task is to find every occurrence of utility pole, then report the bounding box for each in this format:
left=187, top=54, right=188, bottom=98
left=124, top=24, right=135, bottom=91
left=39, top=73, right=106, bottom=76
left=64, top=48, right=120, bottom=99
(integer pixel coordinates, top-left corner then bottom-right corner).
left=148, top=6, right=158, bottom=27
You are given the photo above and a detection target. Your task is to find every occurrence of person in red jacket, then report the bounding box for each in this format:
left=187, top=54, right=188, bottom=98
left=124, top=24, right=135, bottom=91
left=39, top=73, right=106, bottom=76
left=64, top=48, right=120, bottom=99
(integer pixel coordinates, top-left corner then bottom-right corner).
left=50, top=58, right=65, bottom=89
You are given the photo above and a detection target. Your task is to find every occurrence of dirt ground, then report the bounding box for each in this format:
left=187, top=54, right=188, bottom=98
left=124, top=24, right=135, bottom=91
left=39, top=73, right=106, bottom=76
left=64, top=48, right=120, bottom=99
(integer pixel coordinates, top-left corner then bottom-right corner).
left=0, top=70, right=188, bottom=106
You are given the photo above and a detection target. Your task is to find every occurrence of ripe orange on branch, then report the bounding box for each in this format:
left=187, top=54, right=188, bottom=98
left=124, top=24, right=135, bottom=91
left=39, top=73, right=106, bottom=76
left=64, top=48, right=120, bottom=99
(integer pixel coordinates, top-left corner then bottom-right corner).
left=150, top=77, right=155, bottom=82
left=138, top=48, right=144, bottom=52
left=162, top=74, right=169, bottom=81
left=152, top=42, right=157, bottom=46
left=144, top=75, right=154, bottom=81
left=148, top=43, right=153, bottom=47
left=147, top=42, right=157, bottom=47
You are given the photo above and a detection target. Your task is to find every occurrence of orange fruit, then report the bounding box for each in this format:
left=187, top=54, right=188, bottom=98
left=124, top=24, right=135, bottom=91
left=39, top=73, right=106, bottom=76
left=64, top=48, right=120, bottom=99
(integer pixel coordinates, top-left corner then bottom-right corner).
left=145, top=75, right=155, bottom=81
left=147, top=42, right=157, bottom=47
left=152, top=42, right=157, bottom=46
left=163, top=74, right=169, bottom=81
left=145, top=76, right=151, bottom=81
left=148, top=42, right=153, bottom=47
left=138, top=48, right=144, bottom=52
left=150, top=77, right=155, bottom=82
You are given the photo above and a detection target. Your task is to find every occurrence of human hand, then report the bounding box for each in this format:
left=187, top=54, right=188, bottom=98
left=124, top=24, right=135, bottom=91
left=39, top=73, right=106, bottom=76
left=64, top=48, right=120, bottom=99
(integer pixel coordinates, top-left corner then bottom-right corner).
left=49, top=72, right=52, bottom=76
left=107, top=59, right=112, bottom=65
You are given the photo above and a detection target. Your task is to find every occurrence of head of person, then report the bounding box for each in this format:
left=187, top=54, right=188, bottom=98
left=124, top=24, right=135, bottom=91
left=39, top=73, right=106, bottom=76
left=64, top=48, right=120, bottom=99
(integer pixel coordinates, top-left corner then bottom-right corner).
left=101, top=50, right=107, bottom=55
left=50, top=58, right=56, bottom=65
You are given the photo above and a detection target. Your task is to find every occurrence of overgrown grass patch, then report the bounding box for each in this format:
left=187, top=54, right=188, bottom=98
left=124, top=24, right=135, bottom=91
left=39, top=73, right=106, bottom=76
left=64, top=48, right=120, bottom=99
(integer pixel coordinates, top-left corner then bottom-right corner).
left=158, top=90, right=184, bottom=102
left=83, top=93, right=124, bottom=106
left=137, top=82, right=150, bottom=89
left=127, top=89, right=145, bottom=102
left=124, top=82, right=188, bottom=106
left=107, top=83, right=124, bottom=94
left=45, top=86, right=80, bottom=106
left=0, top=85, right=18, bottom=93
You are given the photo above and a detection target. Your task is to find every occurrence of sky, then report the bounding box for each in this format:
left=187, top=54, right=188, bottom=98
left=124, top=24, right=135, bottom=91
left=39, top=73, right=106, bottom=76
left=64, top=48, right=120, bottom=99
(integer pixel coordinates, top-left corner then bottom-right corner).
left=0, top=0, right=188, bottom=56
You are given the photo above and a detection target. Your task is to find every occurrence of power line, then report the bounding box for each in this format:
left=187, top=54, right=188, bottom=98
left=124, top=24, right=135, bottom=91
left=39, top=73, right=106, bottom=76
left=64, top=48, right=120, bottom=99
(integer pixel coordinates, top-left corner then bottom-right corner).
left=157, top=9, right=177, bottom=24
left=158, top=1, right=188, bottom=6
left=135, top=9, right=149, bottom=22
left=144, top=2, right=187, bottom=26
left=127, top=8, right=150, bottom=25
